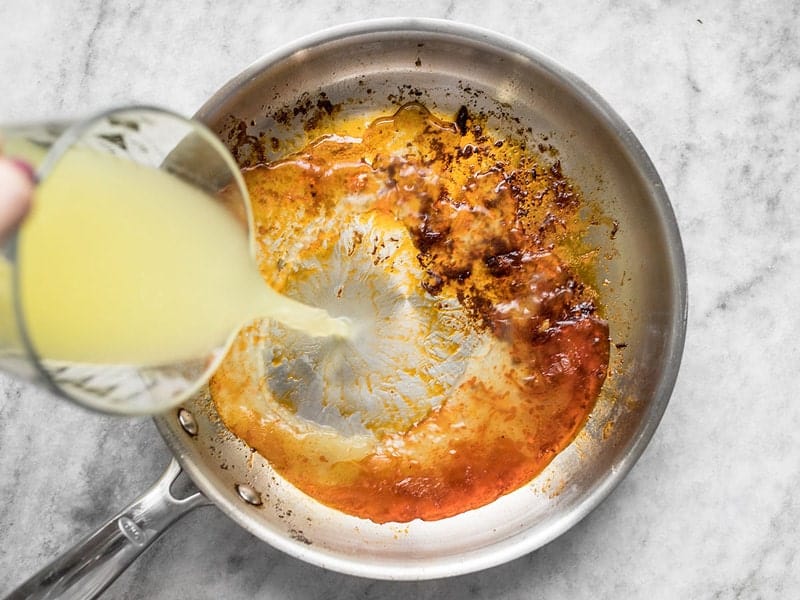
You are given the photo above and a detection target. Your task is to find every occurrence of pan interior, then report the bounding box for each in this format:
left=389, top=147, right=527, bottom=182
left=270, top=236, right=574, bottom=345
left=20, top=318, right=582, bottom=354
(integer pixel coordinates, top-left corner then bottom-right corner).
left=155, top=20, right=685, bottom=580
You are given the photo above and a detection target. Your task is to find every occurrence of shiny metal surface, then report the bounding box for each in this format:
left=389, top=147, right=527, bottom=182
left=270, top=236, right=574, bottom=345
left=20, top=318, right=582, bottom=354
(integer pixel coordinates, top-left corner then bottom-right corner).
left=7, top=460, right=207, bottom=599
left=157, top=18, right=686, bottom=579
left=177, top=408, right=198, bottom=436
left=235, top=484, right=263, bottom=507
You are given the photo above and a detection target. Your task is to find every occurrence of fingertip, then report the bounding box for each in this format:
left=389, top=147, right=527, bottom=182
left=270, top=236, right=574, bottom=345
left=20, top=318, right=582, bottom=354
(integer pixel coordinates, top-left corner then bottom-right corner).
left=0, top=157, right=35, bottom=232
left=9, top=158, right=37, bottom=184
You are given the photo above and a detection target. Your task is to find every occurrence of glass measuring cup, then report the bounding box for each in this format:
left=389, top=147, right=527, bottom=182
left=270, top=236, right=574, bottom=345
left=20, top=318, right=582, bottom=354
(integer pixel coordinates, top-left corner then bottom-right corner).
left=0, top=106, right=253, bottom=414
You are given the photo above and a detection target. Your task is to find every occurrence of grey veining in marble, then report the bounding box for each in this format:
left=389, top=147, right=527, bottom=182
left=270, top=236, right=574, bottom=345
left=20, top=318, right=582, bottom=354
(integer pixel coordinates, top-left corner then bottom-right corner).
left=1, top=0, right=799, bottom=598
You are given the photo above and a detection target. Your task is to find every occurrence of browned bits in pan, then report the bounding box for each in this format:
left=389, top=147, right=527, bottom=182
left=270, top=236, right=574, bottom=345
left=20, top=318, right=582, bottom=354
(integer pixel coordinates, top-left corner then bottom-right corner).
left=212, top=102, right=610, bottom=523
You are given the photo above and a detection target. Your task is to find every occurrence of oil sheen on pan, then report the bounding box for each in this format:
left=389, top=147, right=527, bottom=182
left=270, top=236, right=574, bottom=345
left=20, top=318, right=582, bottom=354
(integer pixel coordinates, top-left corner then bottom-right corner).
left=211, top=102, right=610, bottom=524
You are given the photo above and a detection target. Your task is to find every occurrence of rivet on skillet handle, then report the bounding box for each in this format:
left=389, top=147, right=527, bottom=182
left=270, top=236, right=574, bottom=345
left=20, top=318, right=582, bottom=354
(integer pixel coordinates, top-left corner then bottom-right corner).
left=5, top=459, right=209, bottom=600
left=177, top=407, right=199, bottom=436
left=236, top=483, right=263, bottom=506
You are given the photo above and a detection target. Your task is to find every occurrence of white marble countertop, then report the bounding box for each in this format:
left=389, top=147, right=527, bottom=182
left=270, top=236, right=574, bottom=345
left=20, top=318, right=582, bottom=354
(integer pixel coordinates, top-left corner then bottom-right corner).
left=1, top=1, right=798, bottom=598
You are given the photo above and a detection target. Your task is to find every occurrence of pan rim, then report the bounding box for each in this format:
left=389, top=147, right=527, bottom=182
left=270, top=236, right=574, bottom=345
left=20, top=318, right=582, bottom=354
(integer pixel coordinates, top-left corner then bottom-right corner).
left=157, top=16, right=688, bottom=580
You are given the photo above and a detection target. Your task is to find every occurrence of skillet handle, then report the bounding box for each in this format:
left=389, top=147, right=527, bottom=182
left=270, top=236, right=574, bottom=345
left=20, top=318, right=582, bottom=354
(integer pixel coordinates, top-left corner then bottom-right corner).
left=6, top=459, right=209, bottom=600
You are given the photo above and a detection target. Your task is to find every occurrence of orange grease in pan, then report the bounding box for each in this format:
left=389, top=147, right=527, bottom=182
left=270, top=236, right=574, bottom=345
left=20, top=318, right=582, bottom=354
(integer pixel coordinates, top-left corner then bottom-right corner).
left=211, top=103, right=609, bottom=523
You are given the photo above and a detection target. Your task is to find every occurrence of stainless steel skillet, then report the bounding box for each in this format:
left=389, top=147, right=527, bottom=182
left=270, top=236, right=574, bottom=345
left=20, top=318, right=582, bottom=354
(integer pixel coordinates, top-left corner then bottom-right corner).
left=8, top=18, right=687, bottom=598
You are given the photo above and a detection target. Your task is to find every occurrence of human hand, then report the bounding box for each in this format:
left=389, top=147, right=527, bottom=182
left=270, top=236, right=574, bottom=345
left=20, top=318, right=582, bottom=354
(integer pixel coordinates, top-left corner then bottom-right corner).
left=0, top=157, right=34, bottom=245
